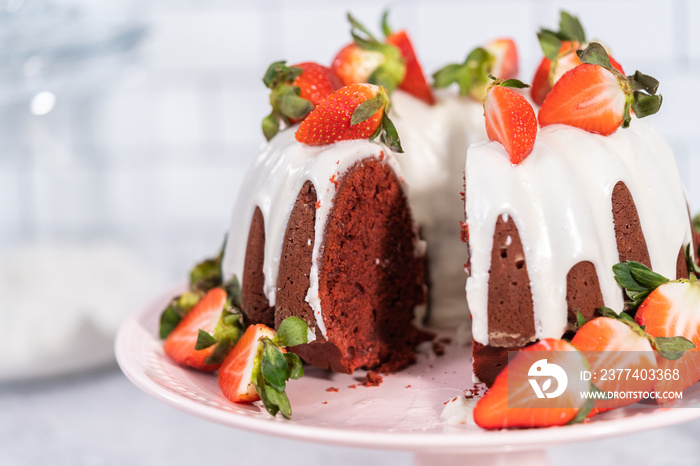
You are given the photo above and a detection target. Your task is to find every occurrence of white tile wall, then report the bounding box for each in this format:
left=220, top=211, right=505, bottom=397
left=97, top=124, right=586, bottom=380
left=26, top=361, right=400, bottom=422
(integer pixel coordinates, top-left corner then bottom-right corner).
left=4, top=0, right=700, bottom=280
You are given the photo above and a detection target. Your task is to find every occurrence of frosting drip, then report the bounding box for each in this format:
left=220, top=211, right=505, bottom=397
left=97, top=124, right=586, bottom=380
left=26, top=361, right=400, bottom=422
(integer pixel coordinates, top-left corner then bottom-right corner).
left=465, top=120, right=693, bottom=345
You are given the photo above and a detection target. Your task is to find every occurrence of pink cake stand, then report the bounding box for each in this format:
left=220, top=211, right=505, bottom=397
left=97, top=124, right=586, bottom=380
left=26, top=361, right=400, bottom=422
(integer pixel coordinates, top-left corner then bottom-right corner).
left=116, top=289, right=700, bottom=466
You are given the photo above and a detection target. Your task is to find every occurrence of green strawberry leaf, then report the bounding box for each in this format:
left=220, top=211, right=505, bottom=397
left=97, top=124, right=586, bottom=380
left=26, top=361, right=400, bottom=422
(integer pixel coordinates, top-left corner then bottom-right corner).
left=628, top=262, right=669, bottom=290
left=498, top=77, right=531, bottom=89
left=597, top=306, right=619, bottom=319
left=432, top=47, right=493, bottom=97
left=262, top=111, right=280, bottom=141
left=285, top=353, right=305, bottom=380
left=380, top=9, right=392, bottom=37
left=257, top=382, right=292, bottom=419
left=628, top=71, right=659, bottom=95
left=537, top=30, right=563, bottom=61
left=159, top=291, right=201, bottom=339
left=223, top=275, right=242, bottom=309
left=195, top=329, right=217, bottom=350
left=380, top=112, right=403, bottom=153
left=654, top=336, right=696, bottom=360
left=559, top=11, right=586, bottom=43
left=632, top=92, right=663, bottom=119
left=260, top=338, right=290, bottom=392
left=575, top=310, right=587, bottom=329
left=686, top=244, right=700, bottom=277
left=351, top=94, right=384, bottom=125
left=693, top=214, right=700, bottom=233
left=568, top=384, right=600, bottom=425
left=274, top=316, right=310, bottom=347
left=577, top=42, right=614, bottom=72
left=278, top=94, right=313, bottom=121
left=263, top=61, right=303, bottom=89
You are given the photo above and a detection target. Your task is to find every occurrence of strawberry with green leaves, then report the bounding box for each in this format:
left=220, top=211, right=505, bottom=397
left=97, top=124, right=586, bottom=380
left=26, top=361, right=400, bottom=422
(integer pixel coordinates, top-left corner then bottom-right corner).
left=531, top=11, right=625, bottom=106
left=261, top=61, right=342, bottom=141
left=331, top=13, right=406, bottom=94
left=538, top=42, right=662, bottom=136
left=163, top=287, right=244, bottom=372
left=483, top=78, right=537, bottom=164
left=571, top=310, right=693, bottom=414
left=614, top=261, right=700, bottom=402
left=381, top=11, right=434, bottom=105
left=432, top=38, right=519, bottom=101
left=219, top=317, right=310, bottom=419
left=473, top=339, right=593, bottom=429
left=295, top=83, right=402, bottom=152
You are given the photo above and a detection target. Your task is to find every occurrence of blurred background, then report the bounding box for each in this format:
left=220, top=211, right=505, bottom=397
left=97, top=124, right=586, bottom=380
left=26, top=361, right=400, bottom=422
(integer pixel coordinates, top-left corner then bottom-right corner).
left=1, top=0, right=699, bottom=465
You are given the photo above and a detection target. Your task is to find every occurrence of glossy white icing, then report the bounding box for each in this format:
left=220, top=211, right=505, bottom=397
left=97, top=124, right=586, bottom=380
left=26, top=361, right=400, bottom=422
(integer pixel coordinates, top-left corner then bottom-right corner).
left=465, top=119, right=694, bottom=345
left=392, top=90, right=486, bottom=328
left=221, top=128, right=409, bottom=338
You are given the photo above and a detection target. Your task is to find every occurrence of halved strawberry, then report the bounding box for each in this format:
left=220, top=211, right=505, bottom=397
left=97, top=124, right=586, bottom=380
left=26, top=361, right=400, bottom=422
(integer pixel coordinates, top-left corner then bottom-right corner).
left=433, top=37, right=519, bottom=101
left=382, top=12, right=434, bottom=105
left=163, top=288, right=242, bottom=372
left=571, top=316, right=656, bottom=414
left=219, top=324, right=276, bottom=403
left=635, top=281, right=700, bottom=401
left=538, top=43, right=662, bottom=136
left=219, top=317, right=310, bottom=418
left=473, top=339, right=590, bottom=429
left=331, top=14, right=406, bottom=93
left=261, top=61, right=342, bottom=141
left=532, top=11, right=625, bottom=106
left=484, top=79, right=537, bottom=164
left=295, top=83, right=402, bottom=151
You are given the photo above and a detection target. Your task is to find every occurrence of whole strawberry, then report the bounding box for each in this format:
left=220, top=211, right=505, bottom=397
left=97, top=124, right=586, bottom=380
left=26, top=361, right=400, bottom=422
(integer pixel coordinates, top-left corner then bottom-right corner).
left=538, top=43, right=661, bottom=135
left=531, top=11, right=625, bottom=106
left=262, top=61, right=342, bottom=141
left=295, top=83, right=402, bottom=152
left=483, top=78, right=537, bottom=164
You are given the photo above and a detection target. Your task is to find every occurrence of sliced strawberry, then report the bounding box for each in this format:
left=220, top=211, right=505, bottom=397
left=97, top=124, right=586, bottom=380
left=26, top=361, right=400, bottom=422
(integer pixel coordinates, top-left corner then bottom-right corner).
left=636, top=282, right=700, bottom=347
left=219, top=317, right=310, bottom=418
left=433, top=38, right=519, bottom=101
left=295, top=83, right=402, bottom=151
left=538, top=43, right=662, bottom=136
left=539, top=63, right=624, bottom=135
left=635, top=281, right=700, bottom=401
left=533, top=11, right=625, bottom=106
left=219, top=324, right=276, bottom=403
left=331, top=14, right=406, bottom=93
left=571, top=316, right=656, bottom=414
left=484, top=79, right=537, bottom=164
left=385, top=30, right=434, bottom=105
left=163, top=288, right=239, bottom=372
left=473, top=339, right=590, bottom=429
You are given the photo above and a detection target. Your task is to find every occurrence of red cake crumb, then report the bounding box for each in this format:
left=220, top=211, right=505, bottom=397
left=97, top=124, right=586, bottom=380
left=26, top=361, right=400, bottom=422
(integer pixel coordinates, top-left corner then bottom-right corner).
left=322, top=401, right=328, bottom=404
left=315, top=200, right=321, bottom=209
left=364, top=371, right=383, bottom=387
left=432, top=341, right=445, bottom=355
left=348, top=384, right=357, bottom=389
left=405, top=385, right=412, bottom=389
left=327, top=387, right=339, bottom=392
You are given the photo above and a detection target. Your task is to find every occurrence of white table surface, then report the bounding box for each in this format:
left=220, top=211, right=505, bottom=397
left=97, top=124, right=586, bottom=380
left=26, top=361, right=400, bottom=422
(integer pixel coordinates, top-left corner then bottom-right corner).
left=2, top=362, right=700, bottom=466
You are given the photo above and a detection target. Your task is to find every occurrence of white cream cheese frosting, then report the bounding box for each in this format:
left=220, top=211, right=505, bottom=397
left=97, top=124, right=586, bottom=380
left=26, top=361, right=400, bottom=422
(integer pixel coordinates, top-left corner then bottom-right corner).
left=465, top=119, right=694, bottom=345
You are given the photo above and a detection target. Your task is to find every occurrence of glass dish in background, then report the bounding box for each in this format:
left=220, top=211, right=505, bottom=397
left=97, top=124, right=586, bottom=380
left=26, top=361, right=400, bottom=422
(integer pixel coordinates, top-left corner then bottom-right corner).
left=0, top=0, right=165, bottom=381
